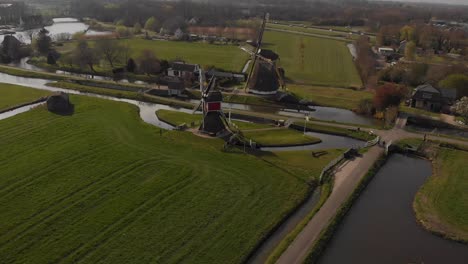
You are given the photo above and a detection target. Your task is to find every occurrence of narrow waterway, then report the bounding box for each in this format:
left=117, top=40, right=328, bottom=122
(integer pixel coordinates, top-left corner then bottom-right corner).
left=318, top=154, right=468, bottom=264
left=0, top=18, right=111, bottom=44
left=0, top=72, right=191, bottom=129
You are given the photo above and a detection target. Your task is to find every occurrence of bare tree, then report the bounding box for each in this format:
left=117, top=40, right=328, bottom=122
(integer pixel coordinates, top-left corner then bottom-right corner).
left=95, top=39, right=124, bottom=68
left=137, top=49, right=161, bottom=76
left=73, top=40, right=98, bottom=72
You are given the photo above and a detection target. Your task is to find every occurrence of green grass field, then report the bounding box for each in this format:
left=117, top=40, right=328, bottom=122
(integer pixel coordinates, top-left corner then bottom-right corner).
left=266, top=23, right=358, bottom=40
left=288, top=84, right=372, bottom=110
left=0, top=95, right=313, bottom=263
left=243, top=129, right=321, bottom=147
left=414, top=148, right=468, bottom=242
left=0, top=83, right=50, bottom=111
left=263, top=31, right=362, bottom=88
left=57, top=38, right=249, bottom=72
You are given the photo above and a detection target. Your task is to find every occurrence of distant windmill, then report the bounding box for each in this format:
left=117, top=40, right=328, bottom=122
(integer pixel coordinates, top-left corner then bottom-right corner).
left=192, top=69, right=226, bottom=136
left=244, top=13, right=285, bottom=95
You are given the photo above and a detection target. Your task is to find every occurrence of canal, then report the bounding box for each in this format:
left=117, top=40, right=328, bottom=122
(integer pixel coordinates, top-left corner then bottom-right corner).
left=318, top=154, right=468, bottom=264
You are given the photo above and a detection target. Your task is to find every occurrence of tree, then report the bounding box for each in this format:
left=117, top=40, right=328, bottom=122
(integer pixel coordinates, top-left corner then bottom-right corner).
left=36, top=28, right=51, bottom=55
left=144, top=17, right=159, bottom=32
left=355, top=36, right=376, bottom=86
left=137, top=50, right=161, bottom=75
left=451, top=97, right=468, bottom=124
left=126, top=58, right=137, bottom=73
left=73, top=40, right=98, bottom=72
left=439, top=74, right=468, bottom=98
left=134, top=22, right=142, bottom=34
left=95, top=39, right=124, bottom=68
left=116, top=26, right=132, bottom=38
left=400, top=25, right=415, bottom=41
left=357, top=98, right=375, bottom=115
left=405, top=41, right=416, bottom=60
left=373, top=83, right=408, bottom=111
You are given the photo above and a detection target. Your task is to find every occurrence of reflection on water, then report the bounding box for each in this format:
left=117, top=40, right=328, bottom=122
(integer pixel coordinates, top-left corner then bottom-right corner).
left=0, top=17, right=111, bottom=44
left=319, top=155, right=468, bottom=264
left=407, top=124, right=468, bottom=139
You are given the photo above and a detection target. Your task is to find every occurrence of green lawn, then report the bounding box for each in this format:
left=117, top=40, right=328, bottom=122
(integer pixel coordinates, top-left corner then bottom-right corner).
left=243, top=128, right=321, bottom=147
left=57, top=38, right=249, bottom=72
left=0, top=95, right=310, bottom=263
left=156, top=109, right=272, bottom=130
left=288, top=84, right=372, bottom=110
left=414, top=148, right=468, bottom=242
left=0, top=83, right=50, bottom=111
left=263, top=31, right=362, bottom=88
left=260, top=149, right=344, bottom=182
left=266, top=23, right=358, bottom=40
left=296, top=122, right=375, bottom=141
left=400, top=105, right=441, bottom=119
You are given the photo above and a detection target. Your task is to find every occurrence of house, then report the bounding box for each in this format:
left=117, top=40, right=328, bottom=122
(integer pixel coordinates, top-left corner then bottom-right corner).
left=167, top=62, right=200, bottom=80
left=398, top=40, right=407, bottom=54
left=174, top=28, right=185, bottom=40
left=411, top=84, right=444, bottom=112
left=167, top=78, right=185, bottom=97
left=378, top=47, right=395, bottom=56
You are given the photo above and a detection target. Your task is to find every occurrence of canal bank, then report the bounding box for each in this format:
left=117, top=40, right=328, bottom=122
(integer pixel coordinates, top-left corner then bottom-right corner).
left=315, top=154, right=468, bottom=264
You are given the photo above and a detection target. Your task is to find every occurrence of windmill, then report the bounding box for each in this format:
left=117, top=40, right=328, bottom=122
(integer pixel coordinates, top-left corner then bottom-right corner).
left=192, top=69, right=226, bottom=136
left=244, top=13, right=285, bottom=95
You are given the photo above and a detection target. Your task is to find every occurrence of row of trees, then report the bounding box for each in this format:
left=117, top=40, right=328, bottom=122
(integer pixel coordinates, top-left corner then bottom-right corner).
left=377, top=24, right=468, bottom=56
left=61, top=39, right=167, bottom=76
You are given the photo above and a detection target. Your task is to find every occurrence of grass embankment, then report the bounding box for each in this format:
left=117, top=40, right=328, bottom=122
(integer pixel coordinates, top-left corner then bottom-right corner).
left=187, top=89, right=279, bottom=108
left=243, top=129, right=321, bottom=147
left=288, top=85, right=372, bottom=110
left=297, top=122, right=376, bottom=141
left=0, top=83, right=51, bottom=111
left=0, top=64, right=67, bottom=81
left=48, top=81, right=194, bottom=109
left=56, top=38, right=249, bottom=72
left=414, top=147, right=468, bottom=243
left=0, top=95, right=311, bottom=263
left=263, top=30, right=362, bottom=88
left=156, top=109, right=272, bottom=130
left=258, top=149, right=344, bottom=263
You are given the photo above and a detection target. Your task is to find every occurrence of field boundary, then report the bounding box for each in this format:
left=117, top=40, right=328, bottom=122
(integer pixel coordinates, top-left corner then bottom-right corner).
left=0, top=97, right=48, bottom=114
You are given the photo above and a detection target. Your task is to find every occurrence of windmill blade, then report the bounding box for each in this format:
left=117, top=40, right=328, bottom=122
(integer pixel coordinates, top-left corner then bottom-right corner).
left=204, top=76, right=216, bottom=96
left=244, top=13, right=269, bottom=91
left=192, top=100, right=203, bottom=114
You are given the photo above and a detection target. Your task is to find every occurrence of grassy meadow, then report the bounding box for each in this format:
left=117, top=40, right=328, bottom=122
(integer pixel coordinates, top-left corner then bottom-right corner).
left=414, top=147, right=468, bottom=242
left=243, top=128, right=321, bottom=147
left=0, top=94, right=317, bottom=263
left=263, top=30, right=362, bottom=88
left=288, top=84, right=372, bottom=110
left=56, top=38, right=249, bottom=72
left=0, top=83, right=51, bottom=111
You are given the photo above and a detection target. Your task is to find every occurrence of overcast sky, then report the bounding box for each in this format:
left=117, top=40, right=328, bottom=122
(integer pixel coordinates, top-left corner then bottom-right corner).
left=373, top=0, right=468, bottom=5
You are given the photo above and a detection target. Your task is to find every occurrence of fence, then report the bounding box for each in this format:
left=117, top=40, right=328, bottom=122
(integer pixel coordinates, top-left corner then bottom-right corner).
left=318, top=150, right=349, bottom=183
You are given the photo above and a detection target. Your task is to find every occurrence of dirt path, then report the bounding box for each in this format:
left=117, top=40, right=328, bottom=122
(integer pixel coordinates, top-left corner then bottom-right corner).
left=276, top=146, right=384, bottom=264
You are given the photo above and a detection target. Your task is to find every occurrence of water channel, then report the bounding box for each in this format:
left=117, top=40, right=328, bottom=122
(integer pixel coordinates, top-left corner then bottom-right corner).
left=0, top=18, right=111, bottom=44
left=318, top=154, right=468, bottom=264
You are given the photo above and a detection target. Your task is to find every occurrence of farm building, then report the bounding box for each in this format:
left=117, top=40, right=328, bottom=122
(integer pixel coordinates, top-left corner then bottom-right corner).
left=378, top=47, right=395, bottom=56
left=167, top=62, right=200, bottom=80
left=167, top=78, right=185, bottom=97
left=410, top=84, right=457, bottom=112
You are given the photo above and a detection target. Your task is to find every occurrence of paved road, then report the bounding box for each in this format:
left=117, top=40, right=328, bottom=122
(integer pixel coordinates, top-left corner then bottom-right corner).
left=276, top=146, right=384, bottom=264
